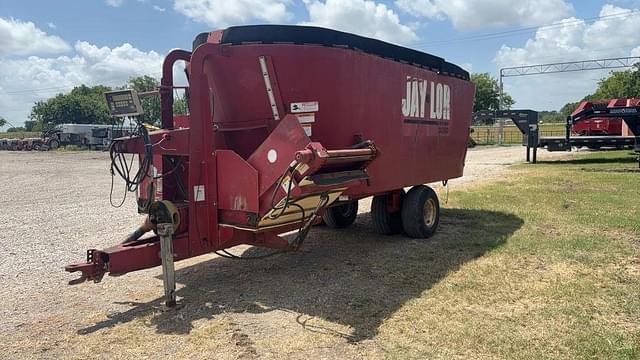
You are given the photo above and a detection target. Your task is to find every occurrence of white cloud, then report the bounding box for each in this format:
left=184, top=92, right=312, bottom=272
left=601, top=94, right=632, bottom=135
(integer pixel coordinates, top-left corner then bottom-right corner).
left=0, top=18, right=70, bottom=57
left=395, top=0, right=573, bottom=31
left=303, top=0, right=417, bottom=44
left=0, top=41, right=174, bottom=125
left=105, top=0, right=124, bottom=7
left=73, top=41, right=164, bottom=84
left=47, top=22, right=56, bottom=29
left=494, top=4, right=640, bottom=110
left=173, top=0, right=291, bottom=27
left=153, top=5, right=166, bottom=12
left=496, top=5, right=640, bottom=68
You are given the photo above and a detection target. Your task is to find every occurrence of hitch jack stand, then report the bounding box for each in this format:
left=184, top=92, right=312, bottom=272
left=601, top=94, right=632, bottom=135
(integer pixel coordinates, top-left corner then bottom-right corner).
left=157, top=223, right=176, bottom=307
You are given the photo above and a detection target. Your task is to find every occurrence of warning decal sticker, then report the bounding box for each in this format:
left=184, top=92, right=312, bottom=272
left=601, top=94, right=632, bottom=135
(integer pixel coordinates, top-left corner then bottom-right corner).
left=290, top=101, right=319, bottom=113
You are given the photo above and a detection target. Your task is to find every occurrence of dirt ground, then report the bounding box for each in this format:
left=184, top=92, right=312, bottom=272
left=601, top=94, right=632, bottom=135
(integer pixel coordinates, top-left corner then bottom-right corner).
left=0, top=146, right=573, bottom=359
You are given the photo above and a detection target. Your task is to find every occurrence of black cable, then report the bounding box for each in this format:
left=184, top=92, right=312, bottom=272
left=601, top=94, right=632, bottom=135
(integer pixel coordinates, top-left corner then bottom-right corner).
left=109, top=124, right=152, bottom=192
left=268, top=161, right=299, bottom=220
left=109, top=167, right=128, bottom=208
left=213, top=250, right=237, bottom=259
left=153, top=157, right=183, bottom=179
left=172, top=159, right=188, bottom=200
left=108, top=122, right=153, bottom=208
left=290, top=193, right=329, bottom=249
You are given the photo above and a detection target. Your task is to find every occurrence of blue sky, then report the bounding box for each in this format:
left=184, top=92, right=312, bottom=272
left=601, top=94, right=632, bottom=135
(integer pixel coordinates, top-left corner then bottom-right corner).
left=1, top=0, right=640, bottom=125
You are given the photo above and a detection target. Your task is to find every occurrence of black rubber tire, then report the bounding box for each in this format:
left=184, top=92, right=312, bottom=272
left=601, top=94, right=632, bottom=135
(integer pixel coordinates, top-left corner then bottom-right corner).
left=401, top=185, right=440, bottom=239
left=48, top=139, right=59, bottom=149
left=323, top=201, right=358, bottom=228
left=371, top=191, right=404, bottom=235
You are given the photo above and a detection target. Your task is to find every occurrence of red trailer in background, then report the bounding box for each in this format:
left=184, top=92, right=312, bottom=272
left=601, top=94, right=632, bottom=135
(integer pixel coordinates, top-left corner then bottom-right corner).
left=66, top=25, right=475, bottom=305
left=571, top=99, right=640, bottom=150
left=571, top=101, right=624, bottom=136
left=572, top=117, right=622, bottom=136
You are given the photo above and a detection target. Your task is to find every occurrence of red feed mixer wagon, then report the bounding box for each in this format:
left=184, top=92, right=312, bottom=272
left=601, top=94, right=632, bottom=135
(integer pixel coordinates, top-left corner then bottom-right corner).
left=66, top=25, right=475, bottom=305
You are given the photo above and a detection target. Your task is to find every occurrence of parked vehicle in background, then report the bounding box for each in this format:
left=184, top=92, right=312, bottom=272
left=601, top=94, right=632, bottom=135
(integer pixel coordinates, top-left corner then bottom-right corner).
left=42, top=123, right=135, bottom=150
left=44, top=124, right=107, bottom=149
left=1, top=123, right=136, bottom=151
left=22, top=138, right=46, bottom=151
left=7, top=138, right=23, bottom=151
left=572, top=117, right=622, bottom=136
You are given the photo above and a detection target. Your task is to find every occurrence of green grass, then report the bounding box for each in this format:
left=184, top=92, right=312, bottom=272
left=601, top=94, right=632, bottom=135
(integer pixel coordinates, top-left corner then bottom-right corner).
left=380, top=150, right=640, bottom=359
left=0, top=131, right=40, bottom=139
left=35, top=150, right=638, bottom=359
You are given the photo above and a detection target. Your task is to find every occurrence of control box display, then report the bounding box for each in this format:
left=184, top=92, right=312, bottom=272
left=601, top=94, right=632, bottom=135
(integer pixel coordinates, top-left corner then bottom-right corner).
left=105, top=90, right=144, bottom=117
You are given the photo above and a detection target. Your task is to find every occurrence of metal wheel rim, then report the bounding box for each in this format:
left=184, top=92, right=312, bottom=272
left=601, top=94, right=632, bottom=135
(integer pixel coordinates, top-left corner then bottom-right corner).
left=423, top=198, right=436, bottom=227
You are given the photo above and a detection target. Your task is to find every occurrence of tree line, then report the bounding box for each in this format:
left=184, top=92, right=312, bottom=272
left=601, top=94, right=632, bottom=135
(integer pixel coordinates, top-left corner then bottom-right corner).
left=8, top=75, right=187, bottom=133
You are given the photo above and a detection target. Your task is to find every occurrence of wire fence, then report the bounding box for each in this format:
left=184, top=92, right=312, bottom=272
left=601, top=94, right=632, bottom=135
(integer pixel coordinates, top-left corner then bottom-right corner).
left=471, top=126, right=566, bottom=145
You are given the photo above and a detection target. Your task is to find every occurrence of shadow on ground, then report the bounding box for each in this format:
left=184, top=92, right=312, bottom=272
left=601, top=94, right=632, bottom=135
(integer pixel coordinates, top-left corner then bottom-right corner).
left=79, top=208, right=523, bottom=342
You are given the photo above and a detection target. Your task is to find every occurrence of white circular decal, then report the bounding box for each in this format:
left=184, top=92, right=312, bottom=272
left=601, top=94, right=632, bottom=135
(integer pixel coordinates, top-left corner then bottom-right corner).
left=267, top=149, right=278, bottom=163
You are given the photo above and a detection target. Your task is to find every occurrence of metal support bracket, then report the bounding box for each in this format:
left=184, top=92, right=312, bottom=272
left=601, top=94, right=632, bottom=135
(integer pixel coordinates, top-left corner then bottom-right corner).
left=157, top=222, right=176, bottom=307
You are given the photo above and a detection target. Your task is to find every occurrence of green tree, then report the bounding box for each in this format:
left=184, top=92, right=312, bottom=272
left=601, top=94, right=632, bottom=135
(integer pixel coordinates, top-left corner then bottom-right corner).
left=470, top=73, right=515, bottom=112
left=7, top=127, right=26, bottom=132
left=28, top=76, right=187, bottom=130
left=0, top=116, right=6, bottom=129
left=30, top=84, right=113, bottom=129
left=539, top=110, right=564, bottom=123
left=592, top=64, right=640, bottom=99
left=23, top=120, right=42, bottom=132
left=560, top=102, right=580, bottom=117
left=127, top=75, right=161, bottom=125
left=127, top=75, right=189, bottom=123
left=174, top=96, right=189, bottom=115
left=559, top=64, right=640, bottom=115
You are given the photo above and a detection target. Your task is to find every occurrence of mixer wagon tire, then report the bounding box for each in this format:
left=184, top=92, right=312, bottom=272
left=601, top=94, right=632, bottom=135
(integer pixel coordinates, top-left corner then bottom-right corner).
left=401, top=185, right=440, bottom=238
left=323, top=201, right=358, bottom=228
left=371, top=192, right=404, bottom=235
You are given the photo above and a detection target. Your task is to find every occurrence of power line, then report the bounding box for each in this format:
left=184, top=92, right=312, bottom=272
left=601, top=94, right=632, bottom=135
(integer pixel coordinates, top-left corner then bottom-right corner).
left=4, top=86, right=75, bottom=95
left=2, top=79, right=129, bottom=96
left=413, top=9, right=640, bottom=48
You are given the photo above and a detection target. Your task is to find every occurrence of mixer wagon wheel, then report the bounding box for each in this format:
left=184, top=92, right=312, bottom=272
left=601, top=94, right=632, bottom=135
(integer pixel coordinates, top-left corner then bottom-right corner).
left=401, top=185, right=440, bottom=239
left=323, top=201, right=359, bottom=228
left=371, top=191, right=404, bottom=235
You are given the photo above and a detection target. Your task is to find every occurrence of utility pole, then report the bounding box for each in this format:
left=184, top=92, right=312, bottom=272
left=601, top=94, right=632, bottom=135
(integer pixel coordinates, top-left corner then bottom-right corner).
left=498, top=72, right=504, bottom=145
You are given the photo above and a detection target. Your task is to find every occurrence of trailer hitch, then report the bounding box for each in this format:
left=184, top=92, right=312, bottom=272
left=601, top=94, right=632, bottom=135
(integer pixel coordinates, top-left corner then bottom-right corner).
left=65, top=249, right=106, bottom=285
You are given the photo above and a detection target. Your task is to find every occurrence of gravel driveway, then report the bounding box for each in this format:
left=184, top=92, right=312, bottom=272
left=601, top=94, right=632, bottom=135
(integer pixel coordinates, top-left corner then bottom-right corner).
left=0, top=146, right=572, bottom=359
